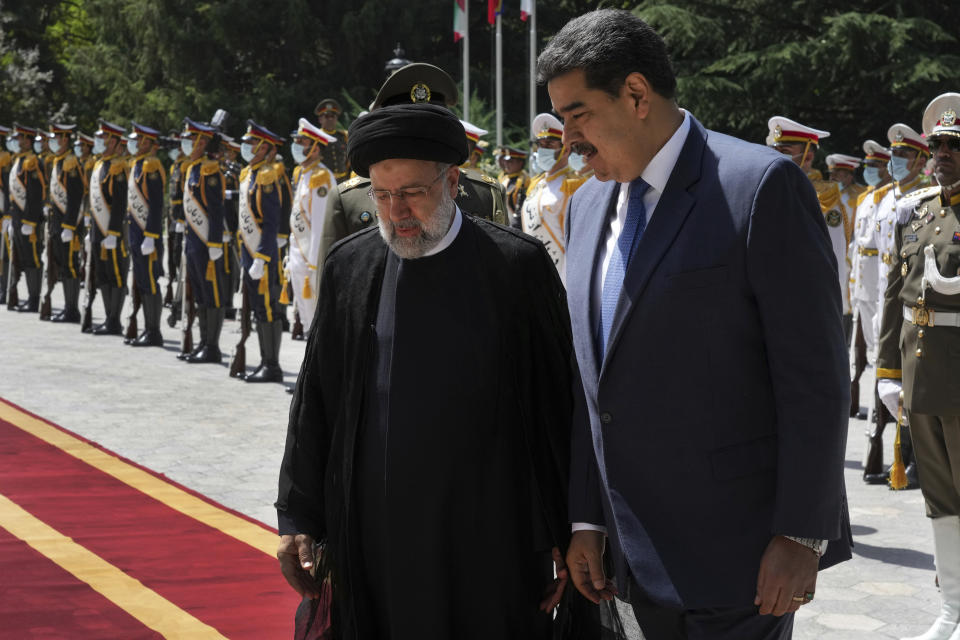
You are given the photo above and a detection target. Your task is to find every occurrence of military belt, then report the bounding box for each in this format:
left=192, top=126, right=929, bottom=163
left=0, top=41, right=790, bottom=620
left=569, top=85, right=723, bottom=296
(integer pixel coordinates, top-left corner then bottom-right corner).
left=904, top=305, right=960, bottom=328
left=857, top=246, right=879, bottom=257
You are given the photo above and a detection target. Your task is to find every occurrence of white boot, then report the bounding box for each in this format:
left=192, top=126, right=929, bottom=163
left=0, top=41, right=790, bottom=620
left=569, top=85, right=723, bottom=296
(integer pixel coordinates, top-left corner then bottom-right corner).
left=904, top=516, right=960, bottom=640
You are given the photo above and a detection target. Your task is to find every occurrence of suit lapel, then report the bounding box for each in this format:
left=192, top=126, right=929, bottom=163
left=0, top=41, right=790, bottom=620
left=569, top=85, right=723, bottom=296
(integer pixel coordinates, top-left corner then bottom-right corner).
left=601, top=119, right=707, bottom=375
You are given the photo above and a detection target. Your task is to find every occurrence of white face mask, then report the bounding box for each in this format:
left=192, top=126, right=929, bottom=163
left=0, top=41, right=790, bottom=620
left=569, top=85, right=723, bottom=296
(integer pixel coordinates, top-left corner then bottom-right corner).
left=74, top=143, right=83, bottom=158
left=33, top=140, right=43, bottom=154
left=49, top=139, right=63, bottom=155
left=167, top=148, right=180, bottom=162
left=8, top=139, right=20, bottom=154
left=180, top=137, right=194, bottom=157
left=534, top=147, right=557, bottom=173
left=567, top=152, right=585, bottom=173
left=863, top=166, right=882, bottom=187
left=291, top=142, right=307, bottom=165
left=93, top=138, right=107, bottom=155
left=241, top=142, right=256, bottom=164
left=127, top=138, right=140, bottom=156
left=888, top=155, right=911, bottom=182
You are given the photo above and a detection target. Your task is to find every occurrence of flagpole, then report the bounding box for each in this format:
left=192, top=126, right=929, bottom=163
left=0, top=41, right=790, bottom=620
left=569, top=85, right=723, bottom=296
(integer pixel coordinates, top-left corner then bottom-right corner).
left=495, top=14, right=503, bottom=147
left=463, top=0, right=470, bottom=121
left=528, top=0, right=536, bottom=130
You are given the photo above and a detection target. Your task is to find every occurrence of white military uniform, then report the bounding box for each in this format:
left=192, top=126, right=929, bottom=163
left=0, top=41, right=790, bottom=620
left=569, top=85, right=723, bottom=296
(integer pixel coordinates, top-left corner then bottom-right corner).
left=287, top=118, right=336, bottom=328
left=849, top=182, right=892, bottom=357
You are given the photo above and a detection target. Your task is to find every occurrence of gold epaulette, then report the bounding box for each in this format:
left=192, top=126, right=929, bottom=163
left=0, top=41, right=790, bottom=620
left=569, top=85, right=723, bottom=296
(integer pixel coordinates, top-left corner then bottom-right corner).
left=256, top=165, right=279, bottom=185
left=84, top=157, right=96, bottom=173
left=477, top=172, right=500, bottom=187
left=561, top=175, right=588, bottom=196
left=108, top=158, right=126, bottom=176
left=874, top=182, right=894, bottom=204
left=526, top=173, right=545, bottom=197
left=0, top=151, right=10, bottom=169
left=855, top=186, right=874, bottom=208
left=22, top=153, right=39, bottom=172
left=813, top=180, right=841, bottom=213
left=272, top=161, right=288, bottom=177
left=142, top=156, right=164, bottom=175
left=340, top=175, right=366, bottom=191
left=309, top=168, right=332, bottom=190
left=61, top=154, right=79, bottom=173
left=200, top=158, right=221, bottom=176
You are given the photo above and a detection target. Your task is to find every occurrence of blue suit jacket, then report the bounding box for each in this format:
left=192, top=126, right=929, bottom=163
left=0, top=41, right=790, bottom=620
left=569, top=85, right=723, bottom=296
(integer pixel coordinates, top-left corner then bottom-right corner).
left=566, top=116, right=851, bottom=609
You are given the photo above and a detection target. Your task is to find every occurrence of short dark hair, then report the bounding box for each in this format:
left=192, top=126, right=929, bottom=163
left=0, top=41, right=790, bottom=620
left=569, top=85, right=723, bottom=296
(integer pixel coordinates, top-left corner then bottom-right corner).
left=537, top=9, right=677, bottom=100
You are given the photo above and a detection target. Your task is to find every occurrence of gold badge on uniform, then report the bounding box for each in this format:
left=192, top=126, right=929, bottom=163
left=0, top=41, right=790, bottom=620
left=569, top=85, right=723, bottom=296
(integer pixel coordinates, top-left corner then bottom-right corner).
left=317, top=186, right=328, bottom=197
left=264, top=183, right=274, bottom=193
left=359, top=211, right=372, bottom=223
left=207, top=176, right=218, bottom=186
left=774, top=125, right=782, bottom=141
left=943, top=109, right=957, bottom=127
left=410, top=83, right=431, bottom=103
left=901, top=262, right=908, bottom=276
left=895, top=131, right=904, bottom=142
left=825, top=209, right=842, bottom=227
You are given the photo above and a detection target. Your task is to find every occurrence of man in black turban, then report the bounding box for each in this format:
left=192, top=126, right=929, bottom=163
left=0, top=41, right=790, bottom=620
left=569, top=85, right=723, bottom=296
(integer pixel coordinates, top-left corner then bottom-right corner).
left=275, top=103, right=580, bottom=639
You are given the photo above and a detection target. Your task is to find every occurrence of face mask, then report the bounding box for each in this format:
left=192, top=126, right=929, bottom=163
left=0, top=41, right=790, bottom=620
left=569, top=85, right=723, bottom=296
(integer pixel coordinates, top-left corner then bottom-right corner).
left=7, top=139, right=19, bottom=154
left=33, top=140, right=43, bottom=154
left=291, top=142, right=307, bottom=165
left=127, top=138, right=140, bottom=156
left=73, top=144, right=83, bottom=158
left=863, top=166, right=882, bottom=187
left=534, top=147, right=557, bottom=173
left=49, top=139, right=62, bottom=154
left=241, top=142, right=255, bottom=164
left=567, top=152, right=585, bottom=173
left=93, top=138, right=106, bottom=155
left=167, top=148, right=180, bottom=162
left=180, top=137, right=194, bottom=157
left=888, top=155, right=911, bottom=182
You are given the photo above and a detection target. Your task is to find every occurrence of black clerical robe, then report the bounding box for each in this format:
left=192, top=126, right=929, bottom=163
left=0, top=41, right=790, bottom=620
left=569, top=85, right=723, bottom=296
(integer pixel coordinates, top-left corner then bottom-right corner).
left=277, top=213, right=575, bottom=639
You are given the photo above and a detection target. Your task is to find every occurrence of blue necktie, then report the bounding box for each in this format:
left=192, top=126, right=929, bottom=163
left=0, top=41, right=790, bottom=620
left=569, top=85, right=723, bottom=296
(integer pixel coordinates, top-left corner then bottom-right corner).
left=598, top=177, right=650, bottom=359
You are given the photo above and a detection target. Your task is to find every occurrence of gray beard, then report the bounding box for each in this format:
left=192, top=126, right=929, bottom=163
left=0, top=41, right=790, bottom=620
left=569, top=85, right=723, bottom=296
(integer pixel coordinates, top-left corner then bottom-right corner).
left=379, top=189, right=456, bottom=260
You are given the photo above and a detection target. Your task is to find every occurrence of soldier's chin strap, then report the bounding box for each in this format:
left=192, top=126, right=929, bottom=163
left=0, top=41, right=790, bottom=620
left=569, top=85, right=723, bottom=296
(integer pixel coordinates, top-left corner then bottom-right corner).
left=799, top=141, right=812, bottom=169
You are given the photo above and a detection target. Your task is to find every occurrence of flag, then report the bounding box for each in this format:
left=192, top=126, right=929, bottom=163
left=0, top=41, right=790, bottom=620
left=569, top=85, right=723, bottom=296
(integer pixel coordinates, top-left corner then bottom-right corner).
left=520, top=0, right=531, bottom=21
left=454, top=0, right=467, bottom=42
left=487, top=0, right=501, bottom=25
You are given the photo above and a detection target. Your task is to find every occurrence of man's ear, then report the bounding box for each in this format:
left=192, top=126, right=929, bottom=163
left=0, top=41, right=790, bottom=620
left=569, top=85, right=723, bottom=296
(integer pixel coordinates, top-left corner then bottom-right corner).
left=623, top=72, right=652, bottom=118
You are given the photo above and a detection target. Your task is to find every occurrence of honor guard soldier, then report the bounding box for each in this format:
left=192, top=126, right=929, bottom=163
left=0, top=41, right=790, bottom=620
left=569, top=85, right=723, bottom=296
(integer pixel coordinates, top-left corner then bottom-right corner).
left=521, top=113, right=578, bottom=281
left=459, top=120, right=498, bottom=183
left=179, top=118, right=230, bottom=363
left=46, top=123, right=84, bottom=322
left=318, top=63, right=507, bottom=271
left=875, top=93, right=960, bottom=640
left=220, top=135, right=243, bottom=319
left=498, top=146, right=531, bottom=229
left=768, top=117, right=851, bottom=332
left=33, top=130, right=54, bottom=185
left=0, top=125, right=11, bottom=304
left=87, top=120, right=129, bottom=334
left=288, top=118, right=335, bottom=334
left=165, top=131, right=186, bottom=311
left=7, top=124, right=47, bottom=313
left=314, top=98, right=350, bottom=182
left=125, top=123, right=166, bottom=346
left=238, top=120, right=285, bottom=383
left=827, top=153, right=867, bottom=226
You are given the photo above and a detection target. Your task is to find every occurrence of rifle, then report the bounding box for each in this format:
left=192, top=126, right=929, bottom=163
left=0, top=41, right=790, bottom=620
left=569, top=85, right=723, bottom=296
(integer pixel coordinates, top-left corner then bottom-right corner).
left=40, top=211, right=58, bottom=320
left=229, top=280, right=251, bottom=377
left=850, top=314, right=867, bottom=417
left=291, top=306, right=304, bottom=340
left=6, top=226, right=19, bottom=309
left=178, top=249, right=195, bottom=356
left=80, top=229, right=97, bottom=331
left=125, top=276, right=141, bottom=341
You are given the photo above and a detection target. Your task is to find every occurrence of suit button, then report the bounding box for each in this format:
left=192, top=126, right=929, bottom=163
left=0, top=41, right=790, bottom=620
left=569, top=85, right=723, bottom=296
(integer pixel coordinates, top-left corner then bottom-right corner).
left=600, top=412, right=612, bottom=424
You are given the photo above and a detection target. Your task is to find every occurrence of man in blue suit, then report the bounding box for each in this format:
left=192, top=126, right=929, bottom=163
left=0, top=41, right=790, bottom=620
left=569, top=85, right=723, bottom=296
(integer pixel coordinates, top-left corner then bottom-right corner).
left=538, top=10, right=851, bottom=639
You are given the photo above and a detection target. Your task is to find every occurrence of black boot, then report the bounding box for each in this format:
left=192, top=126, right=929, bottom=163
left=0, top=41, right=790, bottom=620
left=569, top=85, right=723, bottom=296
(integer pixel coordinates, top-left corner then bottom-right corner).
left=179, top=307, right=207, bottom=360
left=244, top=320, right=284, bottom=383
left=52, top=279, right=81, bottom=323
left=186, top=307, right=223, bottom=363
left=132, top=293, right=164, bottom=346
left=16, top=268, right=41, bottom=312
left=93, top=286, right=123, bottom=335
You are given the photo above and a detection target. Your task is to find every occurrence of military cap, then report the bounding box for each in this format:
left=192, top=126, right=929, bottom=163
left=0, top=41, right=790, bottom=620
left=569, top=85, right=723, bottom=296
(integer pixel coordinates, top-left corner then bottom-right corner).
left=371, top=63, right=458, bottom=110
left=825, top=154, right=861, bottom=170
left=96, top=119, right=126, bottom=138
left=347, top=103, right=468, bottom=177
left=887, top=123, right=928, bottom=155
left=862, top=139, right=890, bottom=163
left=181, top=117, right=216, bottom=138
left=14, top=123, right=38, bottom=137
left=923, top=92, right=960, bottom=140
left=129, top=122, right=161, bottom=141
left=297, top=117, right=337, bottom=146
left=0, top=125, right=10, bottom=136
left=460, top=120, right=488, bottom=143
left=242, top=119, right=284, bottom=146
left=48, top=123, right=76, bottom=136
left=501, top=145, right=528, bottom=160
left=220, top=133, right=241, bottom=152
left=314, top=98, right=342, bottom=116
left=532, top=113, right=563, bottom=140
left=766, top=116, right=829, bottom=146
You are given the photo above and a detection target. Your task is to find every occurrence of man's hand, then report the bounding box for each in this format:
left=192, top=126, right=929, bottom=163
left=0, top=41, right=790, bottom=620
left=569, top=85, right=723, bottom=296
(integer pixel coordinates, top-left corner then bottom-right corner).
left=248, top=257, right=265, bottom=280
left=103, top=234, right=118, bottom=250
left=754, top=536, right=819, bottom=616
left=277, top=533, right=320, bottom=599
left=539, top=546, right=569, bottom=611
left=565, top=530, right=617, bottom=604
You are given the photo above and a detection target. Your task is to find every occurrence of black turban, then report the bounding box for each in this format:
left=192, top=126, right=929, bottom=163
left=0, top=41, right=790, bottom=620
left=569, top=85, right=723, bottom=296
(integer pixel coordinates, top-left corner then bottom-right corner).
left=347, top=103, right=468, bottom=178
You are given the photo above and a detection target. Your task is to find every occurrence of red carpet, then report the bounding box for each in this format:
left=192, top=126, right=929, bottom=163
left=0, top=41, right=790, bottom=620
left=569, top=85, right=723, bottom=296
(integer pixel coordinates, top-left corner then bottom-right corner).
left=0, top=399, right=298, bottom=639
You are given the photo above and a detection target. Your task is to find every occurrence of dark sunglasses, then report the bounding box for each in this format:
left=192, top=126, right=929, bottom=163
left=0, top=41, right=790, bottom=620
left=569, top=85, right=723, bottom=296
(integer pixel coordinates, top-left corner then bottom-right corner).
left=929, top=137, right=960, bottom=153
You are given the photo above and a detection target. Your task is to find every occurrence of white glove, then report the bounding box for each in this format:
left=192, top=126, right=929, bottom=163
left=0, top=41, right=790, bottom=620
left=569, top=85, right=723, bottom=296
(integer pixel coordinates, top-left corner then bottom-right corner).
left=208, top=247, right=223, bottom=261
left=141, top=237, right=156, bottom=255
left=278, top=237, right=288, bottom=248
left=877, top=378, right=903, bottom=419
left=103, top=234, right=118, bottom=250
left=21, top=223, right=33, bottom=235
left=175, top=221, right=185, bottom=233
left=222, top=231, right=232, bottom=243
left=248, top=257, right=265, bottom=280
left=2, top=218, right=11, bottom=235
left=61, top=228, right=74, bottom=243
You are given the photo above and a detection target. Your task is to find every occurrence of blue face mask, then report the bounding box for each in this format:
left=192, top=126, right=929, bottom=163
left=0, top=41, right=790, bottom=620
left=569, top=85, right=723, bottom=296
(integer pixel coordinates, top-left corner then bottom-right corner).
left=49, top=139, right=62, bottom=155
left=567, top=152, right=585, bottom=173
left=167, top=148, right=180, bottom=162
left=8, top=139, right=20, bottom=154
left=291, top=142, right=308, bottom=165
left=534, top=147, right=557, bottom=174
left=863, top=166, right=882, bottom=187
left=180, top=137, right=194, bottom=157
left=33, top=140, right=43, bottom=154
left=73, top=143, right=83, bottom=158
left=241, top=142, right=256, bottom=164
left=93, top=138, right=106, bottom=155
left=127, top=138, right=140, bottom=156
left=888, top=155, right=911, bottom=183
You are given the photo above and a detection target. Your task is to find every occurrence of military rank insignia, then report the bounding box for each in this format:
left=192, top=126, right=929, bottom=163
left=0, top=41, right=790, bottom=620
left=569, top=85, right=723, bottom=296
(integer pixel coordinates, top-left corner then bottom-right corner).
left=207, top=176, right=218, bottom=186
left=317, top=186, right=328, bottom=197
left=953, top=231, right=960, bottom=243
left=825, top=209, right=842, bottom=227
left=359, top=211, right=372, bottom=223
left=902, top=262, right=908, bottom=276
left=410, top=83, right=431, bottom=103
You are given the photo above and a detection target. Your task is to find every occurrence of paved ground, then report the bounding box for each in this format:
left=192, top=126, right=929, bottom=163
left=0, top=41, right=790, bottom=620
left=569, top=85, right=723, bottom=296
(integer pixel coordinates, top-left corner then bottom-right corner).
left=0, top=277, right=944, bottom=639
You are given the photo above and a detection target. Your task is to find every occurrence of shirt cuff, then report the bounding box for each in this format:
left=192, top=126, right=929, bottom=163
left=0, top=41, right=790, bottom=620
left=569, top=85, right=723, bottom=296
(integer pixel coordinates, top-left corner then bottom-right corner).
left=572, top=522, right=608, bottom=535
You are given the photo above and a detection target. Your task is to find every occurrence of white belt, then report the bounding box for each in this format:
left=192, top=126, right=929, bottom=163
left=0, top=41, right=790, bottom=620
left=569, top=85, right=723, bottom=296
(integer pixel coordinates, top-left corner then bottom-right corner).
left=903, top=305, right=960, bottom=328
